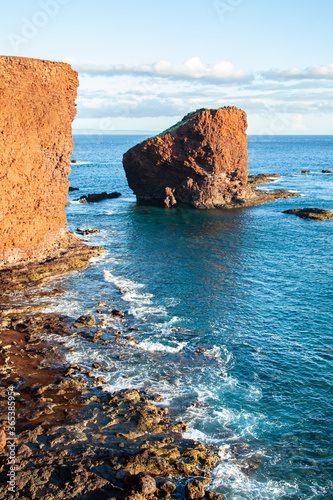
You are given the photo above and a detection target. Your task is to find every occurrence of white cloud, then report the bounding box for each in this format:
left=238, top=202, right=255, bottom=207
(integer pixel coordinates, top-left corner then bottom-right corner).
left=64, top=57, right=333, bottom=133
left=64, top=56, right=250, bottom=83
left=291, top=114, right=307, bottom=131
left=262, top=64, right=333, bottom=81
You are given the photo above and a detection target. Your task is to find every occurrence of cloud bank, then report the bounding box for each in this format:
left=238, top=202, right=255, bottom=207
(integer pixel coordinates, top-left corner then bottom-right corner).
left=64, top=57, right=250, bottom=83
left=64, top=57, right=333, bottom=134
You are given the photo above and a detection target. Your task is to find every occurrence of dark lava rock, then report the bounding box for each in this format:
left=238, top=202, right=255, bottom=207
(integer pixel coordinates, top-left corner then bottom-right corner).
left=69, top=186, right=79, bottom=191
left=185, top=480, right=206, bottom=499
left=71, top=159, right=80, bottom=164
left=301, top=170, right=311, bottom=174
left=322, top=170, right=333, bottom=173
left=248, top=174, right=281, bottom=186
left=79, top=192, right=121, bottom=203
left=160, top=480, right=177, bottom=496
left=112, top=309, right=125, bottom=318
left=124, top=473, right=157, bottom=495
left=205, top=492, right=226, bottom=500
left=77, top=227, right=101, bottom=235
left=283, top=208, right=333, bottom=221
left=74, top=314, right=96, bottom=327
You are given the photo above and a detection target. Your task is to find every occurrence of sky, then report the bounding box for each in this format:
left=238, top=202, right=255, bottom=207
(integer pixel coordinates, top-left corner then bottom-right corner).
left=1, top=0, right=333, bottom=134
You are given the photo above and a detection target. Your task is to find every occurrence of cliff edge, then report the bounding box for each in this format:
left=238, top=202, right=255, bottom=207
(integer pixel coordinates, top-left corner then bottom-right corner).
left=0, top=56, right=103, bottom=289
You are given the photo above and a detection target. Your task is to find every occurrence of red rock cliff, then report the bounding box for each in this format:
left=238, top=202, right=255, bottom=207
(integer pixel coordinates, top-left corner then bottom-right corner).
left=0, top=56, right=79, bottom=268
left=123, top=107, right=257, bottom=209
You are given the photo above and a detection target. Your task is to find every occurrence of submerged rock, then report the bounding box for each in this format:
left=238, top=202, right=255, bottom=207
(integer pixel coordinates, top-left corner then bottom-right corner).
left=283, top=208, right=333, bottom=221
left=123, top=107, right=298, bottom=209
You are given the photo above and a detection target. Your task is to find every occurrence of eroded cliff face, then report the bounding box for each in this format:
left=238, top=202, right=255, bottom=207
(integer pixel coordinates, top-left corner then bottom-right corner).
left=123, top=107, right=256, bottom=209
left=0, top=56, right=80, bottom=268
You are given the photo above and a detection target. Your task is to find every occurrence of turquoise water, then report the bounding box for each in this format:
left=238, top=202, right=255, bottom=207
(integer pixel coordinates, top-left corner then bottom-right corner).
left=51, top=135, right=332, bottom=499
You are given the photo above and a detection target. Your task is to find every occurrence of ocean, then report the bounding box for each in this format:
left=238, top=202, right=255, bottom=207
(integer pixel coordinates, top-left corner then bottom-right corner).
left=46, top=135, right=332, bottom=499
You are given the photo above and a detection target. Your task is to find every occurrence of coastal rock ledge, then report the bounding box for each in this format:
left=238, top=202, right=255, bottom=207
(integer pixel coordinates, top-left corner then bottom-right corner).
left=0, top=56, right=103, bottom=280
left=123, top=107, right=297, bottom=209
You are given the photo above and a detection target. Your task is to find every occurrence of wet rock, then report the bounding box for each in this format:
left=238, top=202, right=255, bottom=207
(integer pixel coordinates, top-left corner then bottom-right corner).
left=322, top=169, right=333, bottom=173
left=74, top=314, right=96, bottom=327
left=283, top=208, right=333, bottom=221
left=124, top=473, right=157, bottom=495
left=92, top=362, right=102, bottom=369
left=69, top=186, right=79, bottom=191
left=112, top=309, right=125, bottom=318
left=205, top=491, right=226, bottom=500
left=248, top=174, right=281, bottom=186
left=77, top=227, right=101, bottom=236
left=79, top=192, right=122, bottom=203
left=301, top=170, right=310, bottom=174
left=71, top=159, right=80, bottom=164
left=185, top=480, right=206, bottom=499
left=160, top=480, right=177, bottom=497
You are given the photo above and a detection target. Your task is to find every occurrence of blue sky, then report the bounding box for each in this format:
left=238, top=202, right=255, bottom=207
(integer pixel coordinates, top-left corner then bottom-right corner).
left=1, top=0, right=333, bottom=134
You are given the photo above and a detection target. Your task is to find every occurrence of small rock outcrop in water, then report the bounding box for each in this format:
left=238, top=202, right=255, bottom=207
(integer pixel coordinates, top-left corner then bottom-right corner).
left=248, top=174, right=281, bottom=186
left=322, top=170, right=333, bottom=174
left=79, top=192, right=121, bottom=203
left=123, top=107, right=298, bottom=209
left=283, top=208, right=333, bottom=221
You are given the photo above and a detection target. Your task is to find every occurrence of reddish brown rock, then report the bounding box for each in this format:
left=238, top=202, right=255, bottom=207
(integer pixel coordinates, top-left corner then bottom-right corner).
left=0, top=430, right=6, bottom=452
left=0, top=56, right=81, bottom=268
left=123, top=107, right=253, bottom=208
left=123, top=107, right=299, bottom=209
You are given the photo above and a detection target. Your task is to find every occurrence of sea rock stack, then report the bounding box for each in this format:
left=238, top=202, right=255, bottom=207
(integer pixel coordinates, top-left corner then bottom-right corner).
left=0, top=56, right=96, bottom=269
left=123, top=107, right=257, bottom=209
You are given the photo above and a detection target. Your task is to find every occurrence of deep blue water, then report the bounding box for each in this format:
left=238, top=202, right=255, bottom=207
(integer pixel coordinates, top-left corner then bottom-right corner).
left=48, top=135, right=332, bottom=499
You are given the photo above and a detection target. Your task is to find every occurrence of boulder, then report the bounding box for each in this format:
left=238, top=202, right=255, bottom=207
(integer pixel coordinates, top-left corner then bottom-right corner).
left=112, top=309, right=125, bottom=318
left=74, top=315, right=96, bottom=327
left=322, top=170, right=333, bottom=173
left=124, top=473, right=157, bottom=495
left=185, top=480, right=205, bottom=499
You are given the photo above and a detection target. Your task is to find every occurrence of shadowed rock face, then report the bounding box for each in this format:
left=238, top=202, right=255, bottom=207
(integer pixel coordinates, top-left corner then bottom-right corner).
left=0, top=56, right=79, bottom=268
left=123, top=107, right=258, bottom=209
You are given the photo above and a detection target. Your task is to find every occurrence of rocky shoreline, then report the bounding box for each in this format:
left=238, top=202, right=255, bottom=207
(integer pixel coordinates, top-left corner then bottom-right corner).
left=0, top=308, right=232, bottom=500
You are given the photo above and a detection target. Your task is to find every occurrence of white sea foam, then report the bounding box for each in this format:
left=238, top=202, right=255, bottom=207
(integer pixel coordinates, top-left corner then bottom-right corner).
left=138, top=340, right=187, bottom=353
left=211, top=459, right=299, bottom=500
left=104, top=270, right=144, bottom=292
